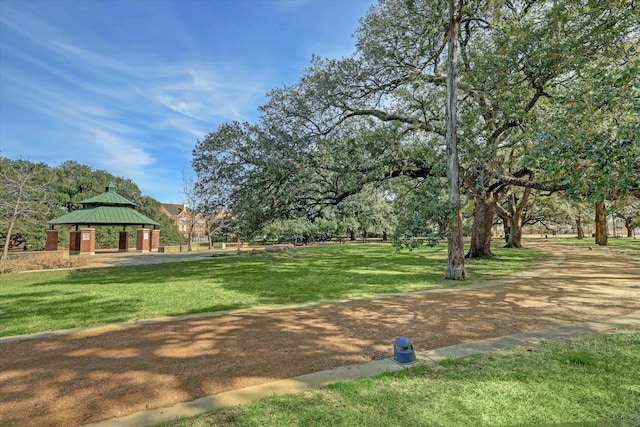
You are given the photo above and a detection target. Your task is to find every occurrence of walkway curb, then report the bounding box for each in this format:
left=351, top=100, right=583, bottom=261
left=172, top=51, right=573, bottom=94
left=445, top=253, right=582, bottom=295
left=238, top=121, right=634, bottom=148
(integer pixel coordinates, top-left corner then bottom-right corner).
left=82, top=309, right=640, bottom=427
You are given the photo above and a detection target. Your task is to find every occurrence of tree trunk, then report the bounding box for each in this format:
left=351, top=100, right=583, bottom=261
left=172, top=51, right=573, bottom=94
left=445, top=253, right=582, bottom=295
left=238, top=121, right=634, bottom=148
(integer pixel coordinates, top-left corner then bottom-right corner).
left=624, top=217, right=633, bottom=238
left=187, top=224, right=193, bottom=252
left=1, top=234, right=11, bottom=261
left=498, top=184, right=532, bottom=249
left=576, top=214, right=584, bottom=239
left=467, top=195, right=495, bottom=258
left=594, top=200, right=608, bottom=246
left=1, top=197, right=20, bottom=261
left=502, top=216, right=510, bottom=243
left=447, top=210, right=466, bottom=279
left=443, top=0, right=465, bottom=281
left=505, top=215, right=523, bottom=248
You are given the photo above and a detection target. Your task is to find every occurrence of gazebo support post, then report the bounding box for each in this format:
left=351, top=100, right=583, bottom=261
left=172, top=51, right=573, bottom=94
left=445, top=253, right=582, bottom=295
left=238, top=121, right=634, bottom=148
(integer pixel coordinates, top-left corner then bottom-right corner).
left=70, top=228, right=95, bottom=256
left=80, top=228, right=96, bottom=255
left=69, top=230, right=81, bottom=255
left=151, top=229, right=160, bottom=252
left=118, top=229, right=129, bottom=252
left=136, top=228, right=150, bottom=253
left=45, top=228, right=58, bottom=251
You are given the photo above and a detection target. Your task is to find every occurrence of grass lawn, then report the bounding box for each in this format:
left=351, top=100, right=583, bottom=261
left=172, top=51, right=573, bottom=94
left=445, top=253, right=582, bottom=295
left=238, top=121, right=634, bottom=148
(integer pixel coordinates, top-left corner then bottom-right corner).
left=541, top=235, right=640, bottom=257
left=160, top=330, right=640, bottom=427
left=0, top=243, right=546, bottom=337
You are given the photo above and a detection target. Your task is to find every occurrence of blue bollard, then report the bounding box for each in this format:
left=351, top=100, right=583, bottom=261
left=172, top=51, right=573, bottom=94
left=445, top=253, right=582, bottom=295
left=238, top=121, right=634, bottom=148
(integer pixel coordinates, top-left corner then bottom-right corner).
left=393, top=336, right=416, bottom=364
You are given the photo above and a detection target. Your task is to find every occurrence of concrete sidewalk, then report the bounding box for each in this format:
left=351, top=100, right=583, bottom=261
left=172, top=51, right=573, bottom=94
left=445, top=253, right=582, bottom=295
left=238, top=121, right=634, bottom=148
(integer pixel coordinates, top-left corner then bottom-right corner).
left=85, top=248, right=234, bottom=268
left=83, top=309, right=640, bottom=427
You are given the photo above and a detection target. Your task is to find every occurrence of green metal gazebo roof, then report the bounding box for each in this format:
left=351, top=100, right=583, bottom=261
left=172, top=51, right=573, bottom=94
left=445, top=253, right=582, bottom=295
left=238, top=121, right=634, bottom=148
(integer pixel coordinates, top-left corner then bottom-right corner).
left=47, top=206, right=159, bottom=227
left=47, top=182, right=160, bottom=228
left=78, top=181, right=138, bottom=207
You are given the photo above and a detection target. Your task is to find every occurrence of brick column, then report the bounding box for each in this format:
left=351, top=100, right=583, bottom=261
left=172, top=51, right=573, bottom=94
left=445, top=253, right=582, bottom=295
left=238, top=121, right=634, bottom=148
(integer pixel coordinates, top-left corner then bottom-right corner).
left=78, top=228, right=95, bottom=255
left=45, top=230, right=58, bottom=251
left=118, top=231, right=129, bottom=252
left=150, top=229, right=160, bottom=252
left=136, top=228, right=150, bottom=252
left=69, top=230, right=81, bottom=255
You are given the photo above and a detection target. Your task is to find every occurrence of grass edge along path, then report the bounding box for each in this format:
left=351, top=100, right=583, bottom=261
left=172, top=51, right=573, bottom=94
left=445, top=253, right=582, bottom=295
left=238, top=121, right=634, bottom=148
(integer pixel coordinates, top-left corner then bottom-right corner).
left=160, top=329, right=640, bottom=427
left=538, top=235, right=640, bottom=258
left=0, top=243, right=549, bottom=337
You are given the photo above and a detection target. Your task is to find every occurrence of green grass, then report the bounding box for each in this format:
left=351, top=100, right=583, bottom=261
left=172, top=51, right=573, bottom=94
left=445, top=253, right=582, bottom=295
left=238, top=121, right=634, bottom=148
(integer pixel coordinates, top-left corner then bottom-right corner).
left=0, top=244, right=546, bottom=337
left=534, top=235, right=640, bottom=257
left=160, top=331, right=640, bottom=427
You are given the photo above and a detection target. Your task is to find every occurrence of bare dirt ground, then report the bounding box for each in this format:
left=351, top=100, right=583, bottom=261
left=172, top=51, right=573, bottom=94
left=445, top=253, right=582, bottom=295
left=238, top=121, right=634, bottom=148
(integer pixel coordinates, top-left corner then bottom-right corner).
left=1, top=242, right=639, bottom=427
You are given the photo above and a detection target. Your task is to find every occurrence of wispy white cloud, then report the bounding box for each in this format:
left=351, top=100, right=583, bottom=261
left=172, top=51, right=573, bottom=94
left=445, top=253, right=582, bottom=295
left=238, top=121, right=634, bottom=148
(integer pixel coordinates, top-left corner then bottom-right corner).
left=1, top=0, right=373, bottom=202
left=144, top=63, right=269, bottom=119
left=4, top=32, right=267, bottom=160
left=89, top=129, right=152, bottom=166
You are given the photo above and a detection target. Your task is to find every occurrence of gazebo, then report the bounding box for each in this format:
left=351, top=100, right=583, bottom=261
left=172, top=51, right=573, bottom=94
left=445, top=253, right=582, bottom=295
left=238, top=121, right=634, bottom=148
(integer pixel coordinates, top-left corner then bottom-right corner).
left=46, top=182, right=160, bottom=255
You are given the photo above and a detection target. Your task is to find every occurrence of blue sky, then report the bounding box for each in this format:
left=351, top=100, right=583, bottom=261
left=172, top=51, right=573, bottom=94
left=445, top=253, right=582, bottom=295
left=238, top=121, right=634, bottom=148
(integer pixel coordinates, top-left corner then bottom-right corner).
left=0, top=0, right=374, bottom=202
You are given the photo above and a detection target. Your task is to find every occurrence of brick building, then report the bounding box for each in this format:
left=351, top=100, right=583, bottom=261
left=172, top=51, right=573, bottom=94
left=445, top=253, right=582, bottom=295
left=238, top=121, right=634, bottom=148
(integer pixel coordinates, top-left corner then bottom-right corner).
left=161, top=203, right=207, bottom=240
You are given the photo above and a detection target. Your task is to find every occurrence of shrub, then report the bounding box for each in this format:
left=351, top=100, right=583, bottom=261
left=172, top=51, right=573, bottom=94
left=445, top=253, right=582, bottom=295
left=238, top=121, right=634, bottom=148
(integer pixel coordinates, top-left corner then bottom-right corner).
left=264, top=244, right=294, bottom=253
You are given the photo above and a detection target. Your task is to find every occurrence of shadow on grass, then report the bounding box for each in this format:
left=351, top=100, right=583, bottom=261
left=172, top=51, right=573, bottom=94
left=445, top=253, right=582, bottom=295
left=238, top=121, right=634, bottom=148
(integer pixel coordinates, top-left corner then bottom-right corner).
left=2, top=244, right=550, bottom=336
left=26, top=245, right=450, bottom=304
left=0, top=292, right=141, bottom=336
left=2, top=245, right=448, bottom=336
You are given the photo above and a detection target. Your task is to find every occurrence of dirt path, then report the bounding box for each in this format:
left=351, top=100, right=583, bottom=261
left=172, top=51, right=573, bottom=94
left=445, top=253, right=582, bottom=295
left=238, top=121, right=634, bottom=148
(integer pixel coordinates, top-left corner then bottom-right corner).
left=1, top=243, right=639, bottom=427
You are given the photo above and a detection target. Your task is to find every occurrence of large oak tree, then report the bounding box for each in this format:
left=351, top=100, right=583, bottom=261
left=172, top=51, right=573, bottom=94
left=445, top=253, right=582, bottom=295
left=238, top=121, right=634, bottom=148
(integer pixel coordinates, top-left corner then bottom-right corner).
left=193, top=0, right=638, bottom=277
